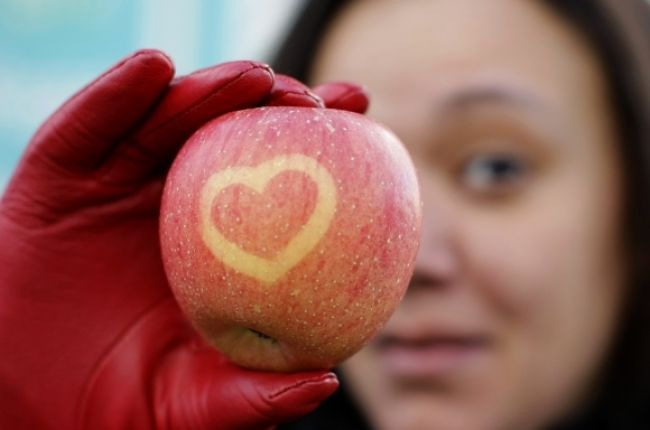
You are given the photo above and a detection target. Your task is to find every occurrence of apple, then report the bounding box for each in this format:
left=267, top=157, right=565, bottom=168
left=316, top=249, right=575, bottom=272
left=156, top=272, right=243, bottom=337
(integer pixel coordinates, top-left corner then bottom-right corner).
left=160, top=106, right=421, bottom=372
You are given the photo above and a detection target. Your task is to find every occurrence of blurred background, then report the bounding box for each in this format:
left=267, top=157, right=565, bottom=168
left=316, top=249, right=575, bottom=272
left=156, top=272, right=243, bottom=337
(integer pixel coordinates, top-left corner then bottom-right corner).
left=0, top=0, right=306, bottom=190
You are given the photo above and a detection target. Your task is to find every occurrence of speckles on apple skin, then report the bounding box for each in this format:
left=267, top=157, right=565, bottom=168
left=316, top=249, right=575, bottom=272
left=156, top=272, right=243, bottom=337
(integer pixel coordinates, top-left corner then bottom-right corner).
left=160, top=106, right=421, bottom=371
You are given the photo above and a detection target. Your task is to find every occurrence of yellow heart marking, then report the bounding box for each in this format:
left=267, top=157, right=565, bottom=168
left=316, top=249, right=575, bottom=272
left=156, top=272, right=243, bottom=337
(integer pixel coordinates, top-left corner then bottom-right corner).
left=199, top=154, right=337, bottom=284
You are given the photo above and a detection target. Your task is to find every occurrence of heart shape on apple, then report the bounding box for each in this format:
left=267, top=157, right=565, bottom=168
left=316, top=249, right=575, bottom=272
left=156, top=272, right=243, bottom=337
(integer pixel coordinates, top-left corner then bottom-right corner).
left=200, top=153, right=337, bottom=284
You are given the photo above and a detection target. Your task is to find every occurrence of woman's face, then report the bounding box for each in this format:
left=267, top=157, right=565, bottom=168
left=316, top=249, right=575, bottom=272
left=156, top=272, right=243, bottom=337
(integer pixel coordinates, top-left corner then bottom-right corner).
left=310, top=0, right=627, bottom=429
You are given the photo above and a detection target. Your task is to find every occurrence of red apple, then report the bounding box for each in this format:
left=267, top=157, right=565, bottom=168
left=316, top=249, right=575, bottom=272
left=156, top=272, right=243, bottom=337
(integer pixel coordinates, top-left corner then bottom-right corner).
left=160, top=106, right=421, bottom=372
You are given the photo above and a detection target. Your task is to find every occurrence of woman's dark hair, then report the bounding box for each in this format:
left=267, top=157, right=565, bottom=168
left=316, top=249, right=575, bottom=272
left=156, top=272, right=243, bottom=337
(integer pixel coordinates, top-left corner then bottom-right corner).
left=274, top=1, right=650, bottom=429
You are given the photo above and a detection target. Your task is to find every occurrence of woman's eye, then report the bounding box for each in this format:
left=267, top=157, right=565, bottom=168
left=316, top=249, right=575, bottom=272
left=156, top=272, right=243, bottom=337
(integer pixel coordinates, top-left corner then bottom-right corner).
left=459, top=153, right=529, bottom=196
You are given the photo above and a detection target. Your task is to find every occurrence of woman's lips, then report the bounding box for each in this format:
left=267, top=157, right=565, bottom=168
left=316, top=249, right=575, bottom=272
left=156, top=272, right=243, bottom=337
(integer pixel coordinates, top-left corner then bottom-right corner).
left=374, top=332, right=490, bottom=379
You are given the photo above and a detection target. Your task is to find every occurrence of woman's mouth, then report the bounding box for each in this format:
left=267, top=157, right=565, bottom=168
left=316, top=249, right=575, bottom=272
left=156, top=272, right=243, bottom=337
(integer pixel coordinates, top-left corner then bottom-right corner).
left=374, top=331, right=491, bottom=379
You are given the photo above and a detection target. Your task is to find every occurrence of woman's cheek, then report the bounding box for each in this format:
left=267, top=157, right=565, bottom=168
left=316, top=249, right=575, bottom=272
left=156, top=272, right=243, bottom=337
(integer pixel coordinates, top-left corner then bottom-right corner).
left=456, top=209, right=563, bottom=323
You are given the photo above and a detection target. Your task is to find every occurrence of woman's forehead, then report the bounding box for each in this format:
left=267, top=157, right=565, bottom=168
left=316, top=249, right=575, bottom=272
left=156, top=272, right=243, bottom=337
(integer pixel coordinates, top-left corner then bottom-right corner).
left=311, top=0, right=600, bottom=82
left=310, top=0, right=612, bottom=142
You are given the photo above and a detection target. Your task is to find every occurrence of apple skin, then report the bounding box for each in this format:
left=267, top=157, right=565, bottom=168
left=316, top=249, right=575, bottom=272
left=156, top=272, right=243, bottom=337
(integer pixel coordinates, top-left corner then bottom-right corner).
left=160, top=106, right=421, bottom=372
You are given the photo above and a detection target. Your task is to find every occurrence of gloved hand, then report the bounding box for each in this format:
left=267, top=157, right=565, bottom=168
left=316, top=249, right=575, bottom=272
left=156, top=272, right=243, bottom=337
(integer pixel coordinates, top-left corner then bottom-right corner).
left=0, top=49, right=368, bottom=430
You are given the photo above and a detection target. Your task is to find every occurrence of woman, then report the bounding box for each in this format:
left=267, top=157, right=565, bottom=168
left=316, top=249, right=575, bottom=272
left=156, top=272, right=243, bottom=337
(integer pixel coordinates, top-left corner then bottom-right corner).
left=1, top=1, right=648, bottom=429
left=275, top=0, right=650, bottom=429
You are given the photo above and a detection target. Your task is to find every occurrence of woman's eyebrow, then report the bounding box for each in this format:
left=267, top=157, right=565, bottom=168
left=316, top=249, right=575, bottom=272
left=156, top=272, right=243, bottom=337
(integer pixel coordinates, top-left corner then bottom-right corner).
left=438, top=85, right=541, bottom=113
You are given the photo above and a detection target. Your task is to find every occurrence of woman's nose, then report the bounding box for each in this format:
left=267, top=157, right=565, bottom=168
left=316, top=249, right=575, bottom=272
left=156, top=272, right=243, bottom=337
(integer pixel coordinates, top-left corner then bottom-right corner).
left=410, top=193, right=460, bottom=290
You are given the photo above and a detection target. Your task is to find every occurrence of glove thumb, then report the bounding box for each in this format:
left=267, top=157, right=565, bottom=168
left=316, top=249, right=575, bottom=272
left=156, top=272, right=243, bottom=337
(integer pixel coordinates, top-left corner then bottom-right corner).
left=154, top=342, right=338, bottom=430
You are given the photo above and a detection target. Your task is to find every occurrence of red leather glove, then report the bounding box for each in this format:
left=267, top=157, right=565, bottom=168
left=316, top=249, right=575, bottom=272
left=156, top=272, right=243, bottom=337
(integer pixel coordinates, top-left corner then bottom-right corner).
left=0, top=49, right=368, bottom=430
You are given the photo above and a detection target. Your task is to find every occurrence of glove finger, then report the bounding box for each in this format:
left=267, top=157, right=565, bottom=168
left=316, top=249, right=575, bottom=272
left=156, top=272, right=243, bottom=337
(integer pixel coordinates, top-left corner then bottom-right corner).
left=312, top=82, right=369, bottom=113
left=265, top=74, right=324, bottom=108
left=28, top=49, right=174, bottom=173
left=155, top=345, right=338, bottom=430
left=100, top=61, right=275, bottom=185
left=212, top=368, right=338, bottom=430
